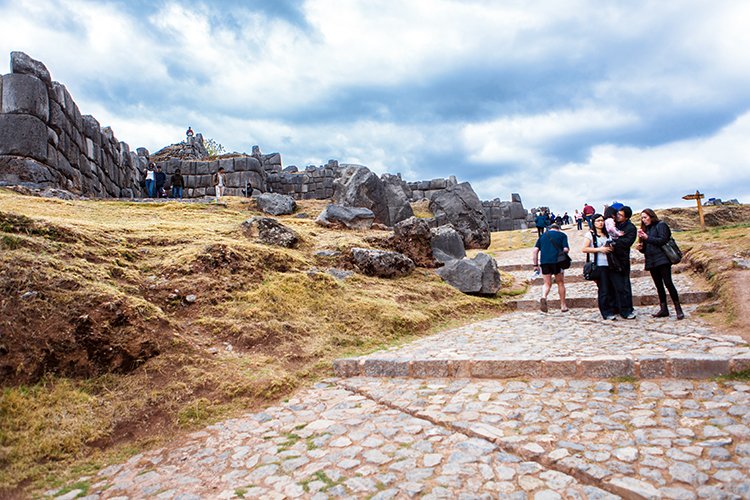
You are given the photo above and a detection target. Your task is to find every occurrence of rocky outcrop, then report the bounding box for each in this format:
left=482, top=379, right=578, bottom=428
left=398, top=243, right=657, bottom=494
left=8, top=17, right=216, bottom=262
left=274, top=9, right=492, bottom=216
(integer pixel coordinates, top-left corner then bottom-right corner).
left=430, top=224, right=466, bottom=264
left=316, top=204, right=375, bottom=230
left=429, top=182, right=491, bottom=249
left=435, top=253, right=501, bottom=295
left=255, top=192, right=297, bottom=216
left=242, top=217, right=299, bottom=248
left=350, top=248, right=415, bottom=278
left=482, top=193, right=530, bottom=231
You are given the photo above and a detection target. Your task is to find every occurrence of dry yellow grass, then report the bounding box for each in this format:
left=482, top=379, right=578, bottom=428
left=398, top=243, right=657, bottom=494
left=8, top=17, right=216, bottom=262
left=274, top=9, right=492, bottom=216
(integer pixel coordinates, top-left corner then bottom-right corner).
left=0, top=189, right=507, bottom=493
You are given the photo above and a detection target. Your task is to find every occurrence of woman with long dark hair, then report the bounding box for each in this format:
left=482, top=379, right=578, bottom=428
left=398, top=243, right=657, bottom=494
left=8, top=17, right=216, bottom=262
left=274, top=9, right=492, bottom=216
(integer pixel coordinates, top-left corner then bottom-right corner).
left=581, top=214, right=616, bottom=319
left=637, top=208, right=684, bottom=319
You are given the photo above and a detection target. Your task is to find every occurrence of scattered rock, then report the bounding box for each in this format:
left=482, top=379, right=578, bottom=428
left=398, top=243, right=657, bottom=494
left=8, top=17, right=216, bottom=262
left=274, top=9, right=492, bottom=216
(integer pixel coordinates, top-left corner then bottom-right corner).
left=435, top=252, right=501, bottom=295
left=20, top=291, right=38, bottom=300
left=350, top=248, right=415, bottom=278
left=185, top=294, right=197, bottom=304
left=242, top=217, right=299, bottom=248
left=328, top=268, right=354, bottom=280
left=255, top=192, right=297, bottom=216
left=429, top=182, right=491, bottom=249
left=380, top=173, right=414, bottom=226
left=314, top=250, right=342, bottom=258
left=431, top=224, right=466, bottom=263
left=387, top=217, right=436, bottom=268
left=316, top=204, right=375, bottom=230
left=333, top=165, right=391, bottom=225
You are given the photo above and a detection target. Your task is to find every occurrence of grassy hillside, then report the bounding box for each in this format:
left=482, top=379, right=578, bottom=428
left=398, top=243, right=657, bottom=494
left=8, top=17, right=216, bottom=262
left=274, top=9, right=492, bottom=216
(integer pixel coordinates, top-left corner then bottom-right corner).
left=0, top=189, right=512, bottom=493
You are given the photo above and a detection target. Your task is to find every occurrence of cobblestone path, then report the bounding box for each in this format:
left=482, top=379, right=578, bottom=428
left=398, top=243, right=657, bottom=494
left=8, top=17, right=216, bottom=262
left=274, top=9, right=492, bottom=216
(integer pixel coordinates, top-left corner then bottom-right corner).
left=50, top=228, right=750, bottom=499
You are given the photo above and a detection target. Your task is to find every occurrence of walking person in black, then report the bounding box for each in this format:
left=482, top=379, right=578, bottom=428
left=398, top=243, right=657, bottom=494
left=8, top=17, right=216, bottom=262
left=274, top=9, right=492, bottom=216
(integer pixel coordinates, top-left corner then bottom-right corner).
left=608, top=206, right=637, bottom=319
left=637, top=208, right=684, bottom=319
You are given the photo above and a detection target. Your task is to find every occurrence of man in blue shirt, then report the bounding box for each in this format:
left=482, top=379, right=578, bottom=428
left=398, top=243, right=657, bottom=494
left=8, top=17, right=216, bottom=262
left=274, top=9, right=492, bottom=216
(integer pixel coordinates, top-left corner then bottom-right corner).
left=532, top=224, right=570, bottom=313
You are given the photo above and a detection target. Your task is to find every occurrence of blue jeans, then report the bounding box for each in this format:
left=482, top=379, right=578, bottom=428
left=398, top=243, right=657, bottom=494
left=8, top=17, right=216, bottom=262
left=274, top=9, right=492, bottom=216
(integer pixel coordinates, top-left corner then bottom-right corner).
left=145, top=179, right=154, bottom=197
left=172, top=186, right=183, bottom=199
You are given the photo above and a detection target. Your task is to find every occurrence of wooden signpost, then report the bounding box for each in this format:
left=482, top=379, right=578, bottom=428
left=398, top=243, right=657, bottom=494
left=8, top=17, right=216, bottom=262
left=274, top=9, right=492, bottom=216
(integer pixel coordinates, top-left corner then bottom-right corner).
left=682, top=190, right=705, bottom=230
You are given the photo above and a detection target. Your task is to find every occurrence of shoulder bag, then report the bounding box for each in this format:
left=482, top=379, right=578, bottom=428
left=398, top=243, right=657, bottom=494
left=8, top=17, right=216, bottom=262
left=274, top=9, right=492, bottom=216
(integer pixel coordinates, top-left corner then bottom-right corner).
left=583, top=231, right=602, bottom=280
left=656, top=221, right=682, bottom=264
left=548, top=233, right=572, bottom=269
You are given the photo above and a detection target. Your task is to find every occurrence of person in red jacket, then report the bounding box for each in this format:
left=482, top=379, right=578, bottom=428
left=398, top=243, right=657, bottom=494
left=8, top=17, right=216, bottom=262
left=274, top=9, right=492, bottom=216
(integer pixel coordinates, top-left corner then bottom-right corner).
left=582, top=202, right=595, bottom=229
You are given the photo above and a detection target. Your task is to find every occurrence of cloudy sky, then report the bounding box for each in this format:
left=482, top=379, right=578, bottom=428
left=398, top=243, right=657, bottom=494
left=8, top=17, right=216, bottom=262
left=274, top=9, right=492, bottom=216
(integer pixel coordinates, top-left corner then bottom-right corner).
left=2, top=0, right=749, bottom=214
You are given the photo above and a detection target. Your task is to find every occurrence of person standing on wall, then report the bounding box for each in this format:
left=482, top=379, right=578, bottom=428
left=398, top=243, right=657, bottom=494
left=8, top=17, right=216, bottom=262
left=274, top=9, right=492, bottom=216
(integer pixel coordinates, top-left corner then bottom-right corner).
left=532, top=223, right=570, bottom=313
left=637, top=208, right=684, bottom=319
left=213, top=167, right=226, bottom=203
left=609, top=206, right=637, bottom=319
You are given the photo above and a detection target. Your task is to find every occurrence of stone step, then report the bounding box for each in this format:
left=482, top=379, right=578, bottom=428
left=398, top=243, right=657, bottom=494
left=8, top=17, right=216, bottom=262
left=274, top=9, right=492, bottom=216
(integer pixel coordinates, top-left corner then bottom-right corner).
left=525, top=269, right=651, bottom=285
left=506, top=290, right=711, bottom=310
left=334, top=353, right=750, bottom=380
left=497, top=259, right=644, bottom=272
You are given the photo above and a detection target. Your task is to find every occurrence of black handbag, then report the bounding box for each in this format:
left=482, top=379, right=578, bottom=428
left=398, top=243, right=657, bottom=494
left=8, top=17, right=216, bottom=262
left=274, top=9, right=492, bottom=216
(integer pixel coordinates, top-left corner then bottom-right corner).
left=662, top=237, right=682, bottom=264
left=583, top=231, right=601, bottom=280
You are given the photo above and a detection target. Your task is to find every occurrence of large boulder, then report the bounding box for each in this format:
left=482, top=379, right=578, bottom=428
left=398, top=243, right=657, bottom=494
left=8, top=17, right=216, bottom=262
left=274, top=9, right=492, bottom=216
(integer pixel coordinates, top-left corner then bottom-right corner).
left=431, top=224, right=466, bottom=263
left=387, top=216, right=436, bottom=268
left=241, top=217, right=299, bottom=248
left=0, top=114, right=49, bottom=162
left=316, top=204, right=375, bottom=230
left=380, top=173, right=414, bottom=225
left=429, top=182, right=490, bottom=249
left=436, top=253, right=501, bottom=295
left=350, top=248, right=415, bottom=278
left=255, top=192, right=296, bottom=215
left=333, top=165, right=391, bottom=225
left=1, top=73, right=50, bottom=122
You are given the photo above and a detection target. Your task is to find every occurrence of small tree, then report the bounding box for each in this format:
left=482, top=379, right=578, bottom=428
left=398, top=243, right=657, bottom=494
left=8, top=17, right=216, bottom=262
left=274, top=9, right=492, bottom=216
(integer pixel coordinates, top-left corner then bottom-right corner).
left=204, top=138, right=226, bottom=158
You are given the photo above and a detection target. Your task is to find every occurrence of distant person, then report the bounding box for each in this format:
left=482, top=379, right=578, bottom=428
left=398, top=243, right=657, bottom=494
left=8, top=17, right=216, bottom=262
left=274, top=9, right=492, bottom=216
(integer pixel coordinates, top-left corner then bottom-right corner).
left=212, top=167, right=226, bottom=203
left=562, top=212, right=570, bottom=225
left=534, top=211, right=548, bottom=237
left=171, top=168, right=185, bottom=199
left=609, top=206, right=637, bottom=319
left=555, top=214, right=563, bottom=226
left=574, top=210, right=583, bottom=230
left=582, top=202, right=595, bottom=229
left=145, top=163, right=155, bottom=198
left=533, top=223, right=570, bottom=313
left=186, top=126, right=194, bottom=139
left=154, top=165, right=167, bottom=199
left=637, top=208, right=684, bottom=319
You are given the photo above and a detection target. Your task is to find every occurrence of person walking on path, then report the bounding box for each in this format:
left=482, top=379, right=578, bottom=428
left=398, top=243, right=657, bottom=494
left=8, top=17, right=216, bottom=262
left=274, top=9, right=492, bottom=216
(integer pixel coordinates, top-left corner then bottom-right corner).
left=534, top=211, right=548, bottom=237
left=212, top=167, right=226, bottom=203
left=609, top=206, right=637, bottom=319
left=637, top=208, right=685, bottom=319
left=582, top=202, right=595, bottom=229
left=532, top=223, right=570, bottom=313
left=171, top=168, right=185, bottom=199
left=574, top=210, right=583, bottom=230
left=581, top=214, right=618, bottom=319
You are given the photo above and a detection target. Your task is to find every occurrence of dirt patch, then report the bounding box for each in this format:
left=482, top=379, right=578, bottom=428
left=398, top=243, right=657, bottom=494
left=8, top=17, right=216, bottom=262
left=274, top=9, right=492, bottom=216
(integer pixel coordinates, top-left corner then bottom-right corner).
left=658, top=204, right=750, bottom=231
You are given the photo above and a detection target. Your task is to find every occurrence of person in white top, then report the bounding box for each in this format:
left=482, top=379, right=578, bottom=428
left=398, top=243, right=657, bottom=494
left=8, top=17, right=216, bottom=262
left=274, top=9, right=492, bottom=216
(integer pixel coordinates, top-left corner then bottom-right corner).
left=212, top=167, right=226, bottom=203
left=582, top=213, right=618, bottom=320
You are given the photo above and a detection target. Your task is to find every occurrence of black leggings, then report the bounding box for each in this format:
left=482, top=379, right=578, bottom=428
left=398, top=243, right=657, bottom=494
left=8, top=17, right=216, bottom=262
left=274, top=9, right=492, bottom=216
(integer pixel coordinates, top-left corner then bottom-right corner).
left=537, top=227, right=545, bottom=237
left=649, top=264, right=680, bottom=304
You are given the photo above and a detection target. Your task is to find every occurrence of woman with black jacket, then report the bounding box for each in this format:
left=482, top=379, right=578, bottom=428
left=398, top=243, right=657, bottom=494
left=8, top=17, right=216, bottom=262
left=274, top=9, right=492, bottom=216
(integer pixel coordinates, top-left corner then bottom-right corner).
left=637, top=208, right=684, bottom=319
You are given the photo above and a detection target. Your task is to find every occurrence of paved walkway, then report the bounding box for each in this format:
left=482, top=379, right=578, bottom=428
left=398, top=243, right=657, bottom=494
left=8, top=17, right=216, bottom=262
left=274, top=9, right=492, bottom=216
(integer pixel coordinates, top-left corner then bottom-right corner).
left=50, top=227, right=750, bottom=499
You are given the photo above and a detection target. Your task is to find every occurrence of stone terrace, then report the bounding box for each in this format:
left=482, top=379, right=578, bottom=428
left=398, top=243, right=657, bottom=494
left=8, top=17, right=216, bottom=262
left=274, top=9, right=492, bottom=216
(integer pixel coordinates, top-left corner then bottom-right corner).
left=51, top=226, right=750, bottom=499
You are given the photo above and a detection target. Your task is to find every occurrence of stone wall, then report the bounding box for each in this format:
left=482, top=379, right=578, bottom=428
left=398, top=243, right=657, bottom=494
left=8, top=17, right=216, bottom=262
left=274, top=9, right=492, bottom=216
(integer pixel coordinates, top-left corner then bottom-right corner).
left=482, top=193, right=530, bottom=231
left=406, top=176, right=458, bottom=201
left=154, top=155, right=270, bottom=198
left=266, top=160, right=338, bottom=200
left=0, top=52, right=143, bottom=197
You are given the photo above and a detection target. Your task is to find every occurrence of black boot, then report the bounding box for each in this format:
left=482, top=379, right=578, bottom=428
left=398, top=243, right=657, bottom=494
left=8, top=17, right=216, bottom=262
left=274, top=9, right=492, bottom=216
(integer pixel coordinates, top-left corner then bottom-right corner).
left=674, top=300, right=685, bottom=320
left=652, top=302, right=669, bottom=318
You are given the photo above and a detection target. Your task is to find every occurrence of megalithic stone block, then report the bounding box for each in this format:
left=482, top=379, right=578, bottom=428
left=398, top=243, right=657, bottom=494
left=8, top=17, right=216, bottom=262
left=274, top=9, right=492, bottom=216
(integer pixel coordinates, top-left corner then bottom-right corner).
left=1, top=73, right=50, bottom=122
left=10, top=51, right=52, bottom=85
left=0, top=114, right=49, bottom=162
